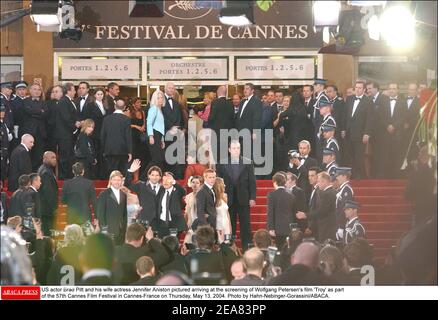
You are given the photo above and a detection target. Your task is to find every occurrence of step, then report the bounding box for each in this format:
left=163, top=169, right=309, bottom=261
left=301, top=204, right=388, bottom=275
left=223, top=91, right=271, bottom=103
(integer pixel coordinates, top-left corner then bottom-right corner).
left=361, top=222, right=411, bottom=231
left=350, top=180, right=407, bottom=188
left=360, top=214, right=412, bottom=223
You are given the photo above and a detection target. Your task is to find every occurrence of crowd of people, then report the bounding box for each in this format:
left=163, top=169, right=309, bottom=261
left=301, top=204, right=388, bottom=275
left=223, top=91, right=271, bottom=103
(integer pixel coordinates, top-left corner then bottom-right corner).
left=0, top=78, right=436, bottom=286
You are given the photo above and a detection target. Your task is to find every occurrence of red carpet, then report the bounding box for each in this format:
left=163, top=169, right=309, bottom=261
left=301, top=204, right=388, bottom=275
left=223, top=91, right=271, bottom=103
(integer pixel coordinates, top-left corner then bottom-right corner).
left=52, top=179, right=412, bottom=265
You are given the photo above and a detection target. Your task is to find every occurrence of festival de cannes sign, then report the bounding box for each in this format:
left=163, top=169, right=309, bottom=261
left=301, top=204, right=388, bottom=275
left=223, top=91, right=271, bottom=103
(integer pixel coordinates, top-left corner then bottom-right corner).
left=53, top=1, right=322, bottom=49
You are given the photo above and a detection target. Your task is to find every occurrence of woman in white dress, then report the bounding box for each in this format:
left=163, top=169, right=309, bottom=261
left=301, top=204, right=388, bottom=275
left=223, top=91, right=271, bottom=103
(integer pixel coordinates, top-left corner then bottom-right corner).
left=213, top=177, right=232, bottom=236
left=183, top=175, right=204, bottom=244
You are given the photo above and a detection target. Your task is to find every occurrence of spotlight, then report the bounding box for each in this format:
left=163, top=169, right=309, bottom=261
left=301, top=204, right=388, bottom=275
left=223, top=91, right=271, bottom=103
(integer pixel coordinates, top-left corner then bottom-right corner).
left=30, top=0, right=62, bottom=28
left=313, top=1, right=341, bottom=28
left=379, top=5, right=415, bottom=49
left=219, top=1, right=254, bottom=26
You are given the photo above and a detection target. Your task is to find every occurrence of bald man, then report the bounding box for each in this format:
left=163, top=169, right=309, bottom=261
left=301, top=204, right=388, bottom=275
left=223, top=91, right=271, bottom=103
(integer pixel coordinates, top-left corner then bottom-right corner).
left=231, top=248, right=265, bottom=285
left=37, top=151, right=59, bottom=235
left=269, top=242, right=333, bottom=285
left=8, top=134, right=33, bottom=192
left=208, top=85, right=234, bottom=161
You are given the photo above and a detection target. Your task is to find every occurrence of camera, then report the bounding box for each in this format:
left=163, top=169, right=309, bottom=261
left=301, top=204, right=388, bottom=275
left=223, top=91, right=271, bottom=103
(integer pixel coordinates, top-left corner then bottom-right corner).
left=267, top=246, right=278, bottom=264
left=169, top=228, right=178, bottom=237
left=289, top=223, right=299, bottom=232
left=288, top=150, right=300, bottom=159
left=138, top=219, right=150, bottom=229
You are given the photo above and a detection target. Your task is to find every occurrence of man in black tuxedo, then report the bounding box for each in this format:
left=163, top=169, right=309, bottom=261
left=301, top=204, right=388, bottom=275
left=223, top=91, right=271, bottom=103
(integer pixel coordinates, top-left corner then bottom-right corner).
left=345, top=80, right=374, bottom=179
left=75, top=81, right=93, bottom=121
left=378, top=83, right=406, bottom=178
left=103, top=82, right=119, bottom=115
left=80, top=233, right=114, bottom=285
left=208, top=85, right=235, bottom=162
left=309, top=172, right=337, bottom=243
left=113, top=223, right=170, bottom=285
left=96, top=171, right=127, bottom=245
left=37, top=152, right=58, bottom=236
left=162, top=82, right=183, bottom=178
left=56, top=83, right=81, bottom=180
left=46, top=85, right=63, bottom=152
left=403, top=83, right=422, bottom=164
left=61, top=162, right=97, bottom=225
left=267, top=172, right=297, bottom=249
left=8, top=175, right=30, bottom=217
left=23, top=173, right=42, bottom=221
left=195, top=169, right=217, bottom=230
left=299, top=85, right=316, bottom=147
left=234, top=83, right=262, bottom=159
left=131, top=256, right=158, bottom=285
left=285, top=172, right=308, bottom=231
left=366, top=81, right=390, bottom=178
left=306, top=167, right=321, bottom=237
left=101, top=98, right=132, bottom=175
left=155, top=172, right=187, bottom=238
left=216, top=140, right=256, bottom=251
left=286, top=140, right=318, bottom=199
left=22, top=84, right=48, bottom=170
left=125, top=161, right=162, bottom=226
left=8, top=134, right=33, bottom=192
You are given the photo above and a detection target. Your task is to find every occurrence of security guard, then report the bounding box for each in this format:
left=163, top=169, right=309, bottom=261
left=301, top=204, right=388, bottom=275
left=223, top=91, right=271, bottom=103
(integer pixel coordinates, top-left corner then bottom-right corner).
left=334, top=167, right=354, bottom=240
left=0, top=82, right=14, bottom=133
left=316, top=97, right=336, bottom=163
left=341, top=200, right=366, bottom=245
left=321, top=148, right=338, bottom=179
left=0, top=105, right=13, bottom=181
left=11, top=81, right=28, bottom=140
left=321, top=123, right=339, bottom=159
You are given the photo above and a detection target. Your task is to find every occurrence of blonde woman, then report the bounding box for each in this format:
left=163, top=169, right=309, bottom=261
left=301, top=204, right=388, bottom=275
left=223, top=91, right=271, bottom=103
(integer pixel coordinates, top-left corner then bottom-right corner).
left=146, top=89, right=166, bottom=171
left=74, top=118, right=96, bottom=179
left=96, top=170, right=127, bottom=244
left=197, top=92, right=216, bottom=165
left=213, top=177, right=232, bottom=236
left=183, top=175, right=204, bottom=244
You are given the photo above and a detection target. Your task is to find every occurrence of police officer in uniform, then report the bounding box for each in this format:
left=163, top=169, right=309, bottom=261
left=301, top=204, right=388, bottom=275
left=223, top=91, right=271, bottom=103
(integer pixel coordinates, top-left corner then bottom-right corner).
left=334, top=167, right=354, bottom=240
left=0, top=82, right=14, bottom=137
left=316, top=97, right=336, bottom=164
left=321, top=148, right=338, bottom=179
left=11, top=81, right=28, bottom=143
left=1, top=105, right=13, bottom=182
left=341, top=200, right=365, bottom=245
left=321, top=124, right=339, bottom=159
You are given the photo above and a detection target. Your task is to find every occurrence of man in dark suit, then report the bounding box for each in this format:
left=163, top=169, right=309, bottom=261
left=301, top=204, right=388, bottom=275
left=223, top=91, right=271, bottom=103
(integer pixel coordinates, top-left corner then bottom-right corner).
left=306, top=167, right=321, bottom=237
left=378, top=83, right=406, bottom=178
left=131, top=256, right=158, bottom=285
left=80, top=233, right=114, bottom=285
left=345, top=80, right=374, bottom=179
left=403, top=83, right=422, bottom=165
left=56, top=83, right=81, bottom=180
left=8, top=174, right=30, bottom=217
left=230, top=248, right=265, bottom=285
left=37, top=151, right=58, bottom=236
left=101, top=98, right=132, bottom=175
left=285, top=172, right=308, bottom=231
left=234, top=83, right=262, bottom=159
left=208, top=85, right=235, bottom=162
left=267, top=172, right=296, bottom=249
left=155, top=172, right=187, bottom=238
left=161, top=235, right=189, bottom=275
left=61, top=162, right=97, bottom=225
left=45, top=85, right=63, bottom=153
left=366, top=81, right=390, bottom=178
left=195, top=169, right=217, bottom=230
left=103, top=82, right=119, bottom=115
left=309, top=172, right=337, bottom=243
left=286, top=140, right=318, bottom=199
left=8, top=134, right=33, bottom=192
left=126, top=161, right=162, bottom=226
left=96, top=171, right=127, bottom=245
left=268, top=242, right=333, bottom=285
left=298, top=85, right=316, bottom=146
left=75, top=81, right=93, bottom=121
left=113, top=223, right=170, bottom=285
left=22, top=83, right=48, bottom=170
left=22, top=173, right=42, bottom=221
left=216, top=140, right=256, bottom=251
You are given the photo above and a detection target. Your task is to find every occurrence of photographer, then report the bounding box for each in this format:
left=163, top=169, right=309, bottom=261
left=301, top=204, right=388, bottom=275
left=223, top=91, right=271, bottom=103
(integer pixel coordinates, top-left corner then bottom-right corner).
left=131, top=256, right=157, bottom=285
left=112, top=223, right=171, bottom=285
left=161, top=235, right=189, bottom=275
left=319, top=244, right=344, bottom=282
left=230, top=248, right=265, bottom=285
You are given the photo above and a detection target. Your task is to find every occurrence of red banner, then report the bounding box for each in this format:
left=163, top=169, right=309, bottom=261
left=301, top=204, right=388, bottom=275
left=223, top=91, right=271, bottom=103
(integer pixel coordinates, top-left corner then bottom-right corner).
left=1, top=286, right=41, bottom=300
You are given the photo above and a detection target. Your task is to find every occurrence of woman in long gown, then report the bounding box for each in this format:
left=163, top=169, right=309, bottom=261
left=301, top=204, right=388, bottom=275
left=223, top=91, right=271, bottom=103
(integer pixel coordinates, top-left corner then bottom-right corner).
left=213, top=177, right=232, bottom=236
left=183, top=175, right=204, bottom=244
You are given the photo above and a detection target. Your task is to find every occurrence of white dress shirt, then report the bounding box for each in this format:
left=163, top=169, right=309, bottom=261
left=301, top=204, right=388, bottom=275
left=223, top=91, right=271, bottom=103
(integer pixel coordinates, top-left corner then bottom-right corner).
left=96, top=100, right=106, bottom=115
left=79, top=94, right=88, bottom=112
left=160, top=188, right=173, bottom=222
left=110, top=186, right=121, bottom=204
left=390, top=96, right=397, bottom=117
left=205, top=183, right=216, bottom=203
left=165, top=94, right=173, bottom=110
left=240, top=94, right=253, bottom=118
left=351, top=95, right=363, bottom=117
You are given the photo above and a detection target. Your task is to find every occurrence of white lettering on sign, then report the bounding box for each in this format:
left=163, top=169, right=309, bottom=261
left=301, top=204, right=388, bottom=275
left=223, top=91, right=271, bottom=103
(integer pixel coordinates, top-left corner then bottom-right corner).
left=60, top=58, right=141, bottom=80
left=148, top=58, right=228, bottom=80
left=236, top=58, right=315, bottom=80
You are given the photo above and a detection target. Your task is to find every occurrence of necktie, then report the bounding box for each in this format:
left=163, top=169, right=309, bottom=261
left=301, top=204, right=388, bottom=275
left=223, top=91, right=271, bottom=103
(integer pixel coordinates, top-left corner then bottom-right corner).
left=152, top=185, right=156, bottom=194
left=165, top=190, right=171, bottom=222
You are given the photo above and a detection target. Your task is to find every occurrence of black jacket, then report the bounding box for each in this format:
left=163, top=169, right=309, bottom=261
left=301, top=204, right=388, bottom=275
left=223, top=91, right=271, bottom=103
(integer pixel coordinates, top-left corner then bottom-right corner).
left=216, top=157, right=257, bottom=207
left=125, top=172, right=162, bottom=223
left=208, top=97, right=235, bottom=131
left=267, top=188, right=296, bottom=236
left=61, top=175, right=97, bottom=225
left=309, top=186, right=337, bottom=242
left=75, top=132, right=95, bottom=164
left=378, top=96, right=406, bottom=140
left=286, top=156, right=318, bottom=199
left=96, top=188, right=127, bottom=244
left=87, top=102, right=105, bottom=142
left=160, top=253, right=189, bottom=275
left=131, top=276, right=158, bottom=285
left=113, top=239, right=170, bottom=285
left=9, top=188, right=27, bottom=217
left=345, top=95, right=374, bottom=142
left=231, top=274, right=265, bottom=286
left=195, top=184, right=217, bottom=228
left=80, top=274, right=113, bottom=285
left=22, top=98, right=48, bottom=139
left=157, top=184, right=187, bottom=232
left=162, top=96, right=183, bottom=132
left=103, top=95, right=115, bottom=115
left=290, top=185, right=307, bottom=213
left=74, top=95, right=94, bottom=121
left=7, top=144, right=32, bottom=192
left=37, top=164, right=58, bottom=217
left=101, top=112, right=132, bottom=156
left=332, top=96, right=347, bottom=133
left=268, top=264, right=333, bottom=285
left=22, top=187, right=42, bottom=219
left=55, top=96, right=78, bottom=141
left=235, top=95, right=263, bottom=132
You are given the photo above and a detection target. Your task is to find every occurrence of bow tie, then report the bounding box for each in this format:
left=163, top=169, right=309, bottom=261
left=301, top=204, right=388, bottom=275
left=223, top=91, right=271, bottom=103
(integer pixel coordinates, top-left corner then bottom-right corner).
left=32, top=99, right=39, bottom=102
left=407, top=96, right=414, bottom=100
left=354, top=97, right=361, bottom=101
left=80, top=96, right=86, bottom=100
left=390, top=98, right=397, bottom=101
